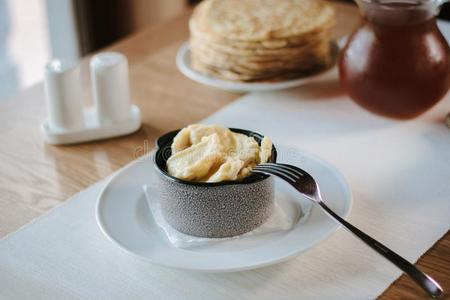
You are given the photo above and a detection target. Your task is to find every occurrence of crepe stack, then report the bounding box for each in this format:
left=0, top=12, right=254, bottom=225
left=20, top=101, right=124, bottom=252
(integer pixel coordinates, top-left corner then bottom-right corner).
left=189, top=0, right=336, bottom=82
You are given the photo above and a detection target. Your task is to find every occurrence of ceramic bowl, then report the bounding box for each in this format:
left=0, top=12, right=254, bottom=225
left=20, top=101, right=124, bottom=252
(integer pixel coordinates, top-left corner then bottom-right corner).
left=153, top=128, right=277, bottom=238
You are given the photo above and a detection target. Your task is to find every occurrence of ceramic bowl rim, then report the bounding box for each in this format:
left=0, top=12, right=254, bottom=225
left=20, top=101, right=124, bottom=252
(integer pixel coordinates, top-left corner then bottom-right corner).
left=153, top=128, right=277, bottom=187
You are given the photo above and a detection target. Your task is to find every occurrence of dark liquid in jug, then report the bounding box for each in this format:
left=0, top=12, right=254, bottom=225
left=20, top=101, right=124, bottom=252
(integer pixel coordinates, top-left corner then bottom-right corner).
left=339, top=4, right=450, bottom=119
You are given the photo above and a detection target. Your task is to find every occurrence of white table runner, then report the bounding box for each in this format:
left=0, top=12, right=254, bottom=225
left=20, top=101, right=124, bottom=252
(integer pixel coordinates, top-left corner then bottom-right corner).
left=1, top=22, right=450, bottom=300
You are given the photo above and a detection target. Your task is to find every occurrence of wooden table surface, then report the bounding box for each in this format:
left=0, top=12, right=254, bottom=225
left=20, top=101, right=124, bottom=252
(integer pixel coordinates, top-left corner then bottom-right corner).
left=0, top=2, right=448, bottom=299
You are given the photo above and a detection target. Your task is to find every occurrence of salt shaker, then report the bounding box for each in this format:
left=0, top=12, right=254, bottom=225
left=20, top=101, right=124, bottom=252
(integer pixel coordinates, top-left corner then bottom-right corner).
left=44, top=60, right=84, bottom=130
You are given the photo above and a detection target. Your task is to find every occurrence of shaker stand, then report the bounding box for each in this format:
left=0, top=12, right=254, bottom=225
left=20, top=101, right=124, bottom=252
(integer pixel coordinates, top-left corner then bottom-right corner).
left=41, top=104, right=141, bottom=145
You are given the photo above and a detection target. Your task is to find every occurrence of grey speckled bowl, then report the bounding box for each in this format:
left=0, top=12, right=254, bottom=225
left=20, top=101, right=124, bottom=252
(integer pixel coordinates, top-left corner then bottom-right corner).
left=153, top=128, right=277, bottom=238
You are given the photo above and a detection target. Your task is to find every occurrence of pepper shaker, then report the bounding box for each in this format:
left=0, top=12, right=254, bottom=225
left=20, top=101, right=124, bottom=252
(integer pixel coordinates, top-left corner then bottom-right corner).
left=90, top=52, right=131, bottom=125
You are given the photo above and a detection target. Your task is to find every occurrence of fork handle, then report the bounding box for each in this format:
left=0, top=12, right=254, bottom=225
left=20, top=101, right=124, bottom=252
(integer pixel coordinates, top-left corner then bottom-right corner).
left=318, top=202, right=443, bottom=298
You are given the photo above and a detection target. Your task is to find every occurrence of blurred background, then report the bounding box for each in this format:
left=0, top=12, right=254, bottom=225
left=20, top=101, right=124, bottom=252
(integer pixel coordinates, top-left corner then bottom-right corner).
left=0, top=0, right=449, bottom=102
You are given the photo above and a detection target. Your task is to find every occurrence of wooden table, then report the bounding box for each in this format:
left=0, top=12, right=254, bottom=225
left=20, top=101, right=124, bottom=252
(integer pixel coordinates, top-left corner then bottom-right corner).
left=0, top=2, right=448, bottom=299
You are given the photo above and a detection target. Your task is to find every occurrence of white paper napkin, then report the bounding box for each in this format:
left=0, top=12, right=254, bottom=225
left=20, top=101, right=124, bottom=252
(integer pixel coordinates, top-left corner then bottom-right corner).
left=143, top=185, right=309, bottom=248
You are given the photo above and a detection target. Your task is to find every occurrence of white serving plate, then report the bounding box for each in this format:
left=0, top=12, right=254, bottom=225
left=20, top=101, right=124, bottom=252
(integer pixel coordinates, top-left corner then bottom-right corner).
left=176, top=42, right=339, bottom=93
left=96, top=146, right=352, bottom=272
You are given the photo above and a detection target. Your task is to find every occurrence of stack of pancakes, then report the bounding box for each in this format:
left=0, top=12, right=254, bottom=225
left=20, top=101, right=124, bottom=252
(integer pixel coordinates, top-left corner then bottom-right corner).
left=189, top=0, right=336, bottom=82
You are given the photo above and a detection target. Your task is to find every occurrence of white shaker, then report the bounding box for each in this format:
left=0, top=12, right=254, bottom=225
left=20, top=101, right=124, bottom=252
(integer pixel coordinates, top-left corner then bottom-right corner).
left=90, top=52, right=131, bottom=125
left=44, top=60, right=85, bottom=130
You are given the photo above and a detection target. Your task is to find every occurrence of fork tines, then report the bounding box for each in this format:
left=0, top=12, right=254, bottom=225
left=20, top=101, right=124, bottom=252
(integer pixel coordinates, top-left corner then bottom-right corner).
left=252, top=163, right=319, bottom=197
left=252, top=163, right=305, bottom=182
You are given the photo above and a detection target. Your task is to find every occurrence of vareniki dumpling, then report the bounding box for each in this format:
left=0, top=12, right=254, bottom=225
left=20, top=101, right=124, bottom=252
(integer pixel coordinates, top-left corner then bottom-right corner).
left=167, top=124, right=272, bottom=182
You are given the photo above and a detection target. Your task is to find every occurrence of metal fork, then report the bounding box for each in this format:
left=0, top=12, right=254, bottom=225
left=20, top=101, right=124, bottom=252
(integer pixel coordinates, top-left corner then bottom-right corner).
left=252, top=163, right=443, bottom=298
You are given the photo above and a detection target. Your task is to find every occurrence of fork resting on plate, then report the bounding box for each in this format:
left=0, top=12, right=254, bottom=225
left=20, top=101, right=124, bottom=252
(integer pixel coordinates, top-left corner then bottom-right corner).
left=252, top=163, right=443, bottom=299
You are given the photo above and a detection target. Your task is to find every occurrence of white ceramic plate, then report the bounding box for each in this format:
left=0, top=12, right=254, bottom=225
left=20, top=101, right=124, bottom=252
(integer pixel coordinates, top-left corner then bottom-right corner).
left=96, top=146, right=352, bottom=272
left=176, top=42, right=339, bottom=93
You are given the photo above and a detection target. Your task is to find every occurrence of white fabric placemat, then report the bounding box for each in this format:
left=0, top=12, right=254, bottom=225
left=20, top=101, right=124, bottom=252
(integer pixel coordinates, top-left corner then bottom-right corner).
left=1, top=21, right=450, bottom=300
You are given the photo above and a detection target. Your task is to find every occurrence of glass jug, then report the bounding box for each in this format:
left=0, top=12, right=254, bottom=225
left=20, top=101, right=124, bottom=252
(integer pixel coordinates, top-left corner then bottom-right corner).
left=339, top=0, right=450, bottom=119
